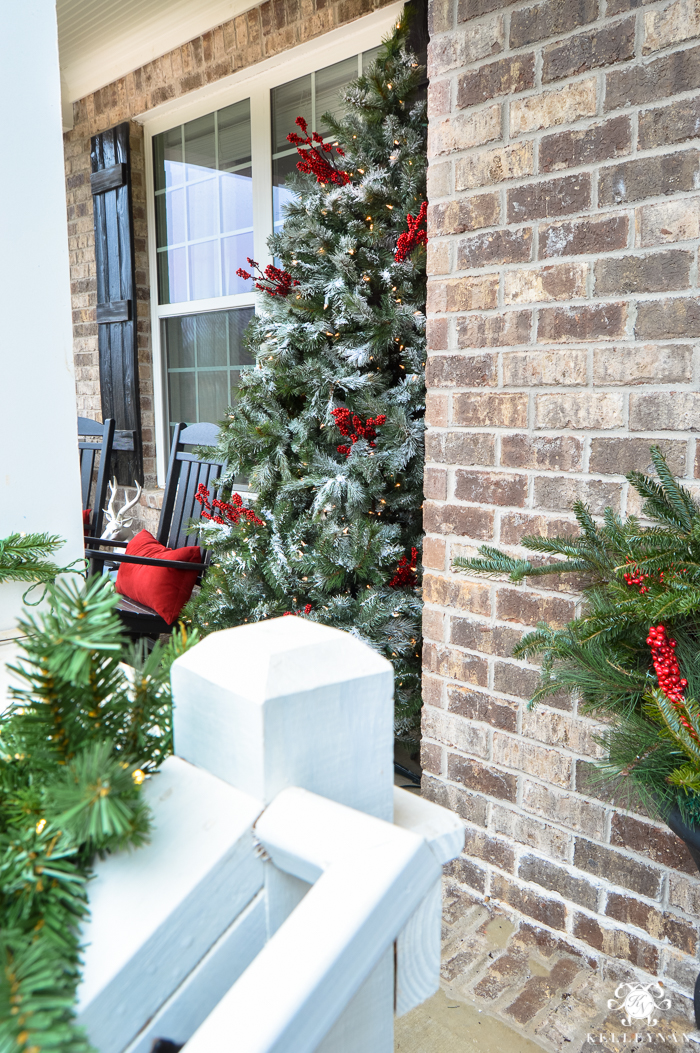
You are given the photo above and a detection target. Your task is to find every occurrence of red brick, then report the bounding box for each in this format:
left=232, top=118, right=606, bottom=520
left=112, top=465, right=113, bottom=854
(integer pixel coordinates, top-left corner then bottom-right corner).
left=639, top=96, right=700, bottom=150
left=509, top=0, right=598, bottom=48
left=573, top=839, right=663, bottom=897
left=464, top=827, right=516, bottom=870
left=539, top=214, right=628, bottom=257
left=427, top=430, right=496, bottom=466
left=428, top=193, right=501, bottom=236
left=605, top=43, right=700, bottom=110
left=448, top=754, right=518, bottom=801
left=496, top=587, right=575, bottom=629
left=635, top=297, right=700, bottom=340
left=533, top=475, right=622, bottom=514
left=596, top=250, right=692, bottom=295
left=455, top=469, right=528, bottom=506
left=610, top=813, right=696, bottom=874
left=598, top=151, right=700, bottom=206
left=604, top=893, right=698, bottom=954
left=537, top=303, right=627, bottom=343
left=572, top=913, right=659, bottom=971
left=589, top=437, right=687, bottom=476
left=491, top=873, right=567, bottom=930
left=500, top=434, right=583, bottom=472
left=423, top=502, right=495, bottom=539
left=458, top=54, right=535, bottom=106
left=426, top=353, right=497, bottom=388
left=518, top=855, right=598, bottom=911
left=422, top=774, right=490, bottom=825
left=540, top=115, right=631, bottom=173
left=458, top=0, right=519, bottom=20
left=458, top=228, right=533, bottom=268
left=630, top=391, right=700, bottom=432
left=448, top=683, right=518, bottom=731
left=422, top=537, right=446, bottom=570
left=542, top=18, right=635, bottom=83
left=423, top=573, right=492, bottom=613
left=508, top=174, right=591, bottom=224
left=453, top=392, right=528, bottom=427
left=445, top=856, right=488, bottom=892
left=424, top=466, right=447, bottom=500
left=424, top=641, right=489, bottom=686
left=458, top=311, right=531, bottom=349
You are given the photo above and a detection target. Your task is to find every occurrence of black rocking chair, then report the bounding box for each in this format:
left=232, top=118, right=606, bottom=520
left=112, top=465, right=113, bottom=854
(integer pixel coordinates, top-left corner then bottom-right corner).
left=78, top=416, right=116, bottom=539
left=85, top=422, right=225, bottom=640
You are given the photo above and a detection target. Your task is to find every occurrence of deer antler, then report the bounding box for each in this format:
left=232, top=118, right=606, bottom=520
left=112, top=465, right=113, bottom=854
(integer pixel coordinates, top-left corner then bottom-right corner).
left=117, top=482, right=142, bottom=521
left=104, top=478, right=118, bottom=522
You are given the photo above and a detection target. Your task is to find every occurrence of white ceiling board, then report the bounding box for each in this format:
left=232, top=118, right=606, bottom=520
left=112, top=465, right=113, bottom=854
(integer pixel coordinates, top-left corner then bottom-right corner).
left=57, top=0, right=253, bottom=107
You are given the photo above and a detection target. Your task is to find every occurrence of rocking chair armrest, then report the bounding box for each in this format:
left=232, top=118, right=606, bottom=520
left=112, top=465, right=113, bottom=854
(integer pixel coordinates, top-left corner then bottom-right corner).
left=85, top=549, right=208, bottom=573
left=84, top=537, right=128, bottom=548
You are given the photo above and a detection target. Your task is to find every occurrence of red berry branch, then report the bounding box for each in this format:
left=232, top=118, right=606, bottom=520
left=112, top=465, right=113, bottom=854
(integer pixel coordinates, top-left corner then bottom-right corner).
left=646, top=625, right=700, bottom=745
left=286, top=117, right=351, bottom=187
left=331, top=407, right=386, bottom=458
left=394, top=201, right=428, bottom=262
left=236, top=257, right=299, bottom=297
left=284, top=604, right=313, bottom=617
left=647, top=625, right=687, bottom=703
left=195, top=484, right=265, bottom=527
left=389, top=547, right=418, bottom=588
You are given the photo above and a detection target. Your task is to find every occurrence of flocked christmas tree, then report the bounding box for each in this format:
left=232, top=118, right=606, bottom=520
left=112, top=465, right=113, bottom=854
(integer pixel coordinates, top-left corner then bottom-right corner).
left=187, top=15, right=427, bottom=733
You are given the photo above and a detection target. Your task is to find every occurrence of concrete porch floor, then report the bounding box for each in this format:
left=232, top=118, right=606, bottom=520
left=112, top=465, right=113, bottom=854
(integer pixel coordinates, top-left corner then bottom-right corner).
left=396, top=883, right=699, bottom=1053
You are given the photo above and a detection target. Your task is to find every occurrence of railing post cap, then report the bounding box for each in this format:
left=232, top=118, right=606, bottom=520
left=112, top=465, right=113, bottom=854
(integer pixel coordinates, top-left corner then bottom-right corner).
left=173, top=616, right=393, bottom=703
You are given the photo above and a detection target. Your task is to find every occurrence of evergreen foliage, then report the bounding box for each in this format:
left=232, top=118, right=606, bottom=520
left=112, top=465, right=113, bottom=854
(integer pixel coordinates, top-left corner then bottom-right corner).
left=0, top=533, right=71, bottom=605
left=453, top=446, right=700, bottom=821
left=186, top=17, right=427, bottom=732
left=0, top=575, right=196, bottom=1050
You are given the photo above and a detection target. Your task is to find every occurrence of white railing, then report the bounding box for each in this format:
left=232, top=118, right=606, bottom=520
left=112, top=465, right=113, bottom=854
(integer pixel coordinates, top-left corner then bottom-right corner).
left=77, top=617, right=464, bottom=1053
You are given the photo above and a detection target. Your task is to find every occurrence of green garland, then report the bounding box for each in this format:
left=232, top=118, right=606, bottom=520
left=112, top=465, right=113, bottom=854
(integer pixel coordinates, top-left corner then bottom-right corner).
left=0, top=574, right=197, bottom=1051
left=454, top=446, right=700, bottom=824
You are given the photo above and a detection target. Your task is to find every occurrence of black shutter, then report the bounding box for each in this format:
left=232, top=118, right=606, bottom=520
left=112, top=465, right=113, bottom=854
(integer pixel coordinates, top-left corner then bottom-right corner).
left=91, top=123, right=143, bottom=485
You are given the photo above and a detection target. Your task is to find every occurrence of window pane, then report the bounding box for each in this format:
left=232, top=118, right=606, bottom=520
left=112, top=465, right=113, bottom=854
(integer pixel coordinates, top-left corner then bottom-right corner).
left=272, top=152, right=299, bottom=232
left=158, top=246, right=188, bottom=305
left=154, top=101, right=251, bottom=305
left=198, top=370, right=230, bottom=423
left=218, top=98, right=252, bottom=169
left=195, top=313, right=228, bottom=367
left=230, top=308, right=255, bottom=365
left=164, top=315, right=195, bottom=368
left=154, top=126, right=184, bottom=191
left=362, top=46, right=381, bottom=71
left=189, top=241, right=220, bottom=300
left=221, top=169, right=253, bottom=233
left=168, top=371, right=197, bottom=423
left=162, top=308, right=255, bottom=430
left=315, top=56, right=357, bottom=134
left=184, top=113, right=216, bottom=176
left=272, top=74, right=311, bottom=153
left=187, top=176, right=219, bottom=241
left=222, top=232, right=255, bottom=296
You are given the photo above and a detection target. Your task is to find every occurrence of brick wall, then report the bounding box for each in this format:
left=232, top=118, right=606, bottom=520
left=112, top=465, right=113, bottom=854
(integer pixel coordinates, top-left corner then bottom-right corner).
left=424, top=0, right=700, bottom=995
left=63, top=0, right=395, bottom=514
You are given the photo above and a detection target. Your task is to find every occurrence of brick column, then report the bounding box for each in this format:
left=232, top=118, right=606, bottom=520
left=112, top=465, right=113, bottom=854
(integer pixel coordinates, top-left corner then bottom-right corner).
left=423, top=0, right=700, bottom=991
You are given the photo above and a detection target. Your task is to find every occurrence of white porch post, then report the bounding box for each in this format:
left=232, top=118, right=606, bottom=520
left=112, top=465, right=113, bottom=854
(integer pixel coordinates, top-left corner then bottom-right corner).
left=0, top=0, right=84, bottom=631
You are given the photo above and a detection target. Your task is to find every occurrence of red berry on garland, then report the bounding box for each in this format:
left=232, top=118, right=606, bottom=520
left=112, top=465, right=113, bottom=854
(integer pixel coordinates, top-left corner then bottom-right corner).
left=196, top=484, right=265, bottom=527
left=394, top=202, right=428, bottom=262
left=331, top=407, right=386, bottom=458
left=286, top=117, right=351, bottom=187
left=389, top=547, right=419, bottom=588
left=236, top=257, right=299, bottom=298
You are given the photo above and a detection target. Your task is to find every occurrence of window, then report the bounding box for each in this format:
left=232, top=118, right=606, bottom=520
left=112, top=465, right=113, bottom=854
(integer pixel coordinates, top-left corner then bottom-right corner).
left=146, top=8, right=392, bottom=482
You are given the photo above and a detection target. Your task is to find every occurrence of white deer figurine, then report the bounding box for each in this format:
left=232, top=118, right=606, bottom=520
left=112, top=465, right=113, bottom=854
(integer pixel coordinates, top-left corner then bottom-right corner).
left=101, top=478, right=142, bottom=542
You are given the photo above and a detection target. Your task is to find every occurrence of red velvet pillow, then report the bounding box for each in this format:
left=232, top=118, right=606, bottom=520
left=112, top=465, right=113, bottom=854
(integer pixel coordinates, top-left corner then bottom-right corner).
left=115, top=530, right=202, bottom=625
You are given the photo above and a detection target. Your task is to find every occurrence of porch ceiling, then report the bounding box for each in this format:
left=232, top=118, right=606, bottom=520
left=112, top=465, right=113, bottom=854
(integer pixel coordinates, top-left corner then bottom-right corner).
left=57, top=0, right=252, bottom=111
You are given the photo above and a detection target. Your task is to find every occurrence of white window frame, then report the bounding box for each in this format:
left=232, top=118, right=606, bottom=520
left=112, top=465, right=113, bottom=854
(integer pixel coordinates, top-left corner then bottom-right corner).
left=140, top=0, right=404, bottom=486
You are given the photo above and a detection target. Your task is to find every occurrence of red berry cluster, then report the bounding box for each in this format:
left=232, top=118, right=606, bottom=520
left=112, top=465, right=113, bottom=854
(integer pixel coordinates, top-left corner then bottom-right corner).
left=389, top=547, right=419, bottom=589
left=647, top=625, right=688, bottom=703
left=394, top=202, right=428, bottom=263
left=195, top=484, right=265, bottom=527
left=236, top=257, right=299, bottom=298
left=331, top=407, right=386, bottom=458
left=624, top=563, right=652, bottom=593
left=286, top=117, right=351, bottom=187
left=284, top=604, right=313, bottom=617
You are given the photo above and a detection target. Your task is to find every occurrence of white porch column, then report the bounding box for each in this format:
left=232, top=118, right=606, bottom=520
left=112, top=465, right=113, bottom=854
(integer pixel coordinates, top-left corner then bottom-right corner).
left=0, top=0, right=83, bottom=630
